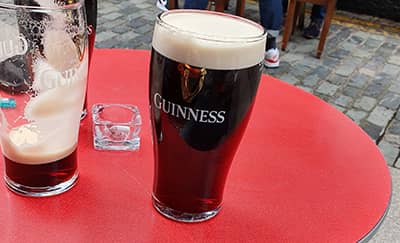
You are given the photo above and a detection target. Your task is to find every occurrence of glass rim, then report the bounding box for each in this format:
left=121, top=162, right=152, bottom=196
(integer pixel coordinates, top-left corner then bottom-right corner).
left=0, top=0, right=84, bottom=11
left=157, top=9, right=267, bottom=44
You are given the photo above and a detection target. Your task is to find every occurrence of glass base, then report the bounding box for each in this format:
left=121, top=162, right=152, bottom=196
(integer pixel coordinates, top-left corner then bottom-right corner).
left=4, top=172, right=79, bottom=197
left=152, top=195, right=221, bottom=223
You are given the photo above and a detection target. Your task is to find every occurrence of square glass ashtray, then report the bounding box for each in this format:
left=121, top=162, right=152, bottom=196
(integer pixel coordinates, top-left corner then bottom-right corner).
left=92, top=103, right=142, bottom=151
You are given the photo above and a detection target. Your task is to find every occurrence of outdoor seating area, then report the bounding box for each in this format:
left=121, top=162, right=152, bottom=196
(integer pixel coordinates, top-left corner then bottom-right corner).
left=95, top=0, right=400, bottom=240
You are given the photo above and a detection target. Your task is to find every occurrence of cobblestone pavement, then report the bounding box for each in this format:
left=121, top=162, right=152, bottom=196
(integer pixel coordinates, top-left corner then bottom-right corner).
left=96, top=0, right=400, bottom=240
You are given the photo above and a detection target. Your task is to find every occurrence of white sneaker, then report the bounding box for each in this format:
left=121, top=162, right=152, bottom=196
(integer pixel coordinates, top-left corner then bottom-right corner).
left=264, top=48, right=280, bottom=68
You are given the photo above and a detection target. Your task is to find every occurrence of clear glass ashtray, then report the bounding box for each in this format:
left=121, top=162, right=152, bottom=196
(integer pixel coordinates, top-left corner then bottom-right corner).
left=92, top=103, right=142, bottom=151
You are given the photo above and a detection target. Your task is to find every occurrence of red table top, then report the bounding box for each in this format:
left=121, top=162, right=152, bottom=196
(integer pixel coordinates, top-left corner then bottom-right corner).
left=0, top=49, right=391, bottom=242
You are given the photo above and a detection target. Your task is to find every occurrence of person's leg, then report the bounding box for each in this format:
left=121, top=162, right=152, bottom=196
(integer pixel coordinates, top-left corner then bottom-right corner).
left=303, top=5, right=325, bottom=39
left=259, top=0, right=282, bottom=40
left=259, top=0, right=282, bottom=68
left=184, top=0, right=209, bottom=9
left=311, top=5, right=325, bottom=22
left=282, top=0, right=288, bottom=16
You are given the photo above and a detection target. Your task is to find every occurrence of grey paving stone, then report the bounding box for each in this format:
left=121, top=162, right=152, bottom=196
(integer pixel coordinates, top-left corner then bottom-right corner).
left=388, top=55, right=400, bottom=66
left=378, top=140, right=399, bottom=166
left=128, top=17, right=148, bottom=28
left=322, top=57, right=341, bottom=69
left=267, top=61, right=291, bottom=76
left=363, top=56, right=386, bottom=73
left=343, top=85, right=362, bottom=98
left=101, top=18, right=127, bottom=30
left=388, top=119, right=400, bottom=135
left=327, top=74, right=347, bottom=85
left=332, top=105, right=346, bottom=113
left=352, top=48, right=372, bottom=58
left=341, top=42, right=359, bottom=52
left=280, top=74, right=299, bottom=85
left=384, top=134, right=400, bottom=145
left=350, top=31, right=370, bottom=41
left=359, top=67, right=376, bottom=77
left=291, top=63, right=312, bottom=79
left=368, top=33, right=386, bottom=41
left=134, top=24, right=153, bottom=34
left=360, top=121, right=383, bottom=141
left=363, top=75, right=391, bottom=98
left=301, top=57, right=322, bottom=69
left=95, top=38, right=118, bottom=48
left=103, top=12, right=124, bottom=21
left=112, top=25, right=134, bottom=35
left=348, top=73, right=370, bottom=88
left=295, top=85, right=313, bottom=93
left=336, top=28, right=352, bottom=41
left=376, top=42, right=398, bottom=56
left=370, top=167, right=400, bottom=242
left=390, top=83, right=400, bottom=95
left=382, top=63, right=400, bottom=77
left=302, top=74, right=320, bottom=87
left=354, top=96, right=377, bottom=111
left=116, top=31, right=140, bottom=42
left=95, top=31, right=118, bottom=43
left=347, top=35, right=364, bottom=45
left=281, top=53, right=303, bottom=63
left=367, top=106, right=395, bottom=127
left=362, top=38, right=383, bottom=49
left=334, top=95, right=353, bottom=108
left=380, top=92, right=400, bottom=110
left=316, top=81, right=339, bottom=96
left=335, top=62, right=357, bottom=77
left=309, top=66, right=331, bottom=78
left=98, top=5, right=119, bottom=14
left=327, top=48, right=351, bottom=59
left=346, top=109, right=367, bottom=123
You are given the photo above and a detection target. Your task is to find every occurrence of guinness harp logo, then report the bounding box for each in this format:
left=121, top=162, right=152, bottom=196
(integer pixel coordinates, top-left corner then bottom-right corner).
left=178, top=64, right=207, bottom=103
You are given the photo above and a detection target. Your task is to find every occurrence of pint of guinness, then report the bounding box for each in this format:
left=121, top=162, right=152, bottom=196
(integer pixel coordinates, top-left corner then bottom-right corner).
left=149, top=10, right=266, bottom=222
left=0, top=1, right=88, bottom=197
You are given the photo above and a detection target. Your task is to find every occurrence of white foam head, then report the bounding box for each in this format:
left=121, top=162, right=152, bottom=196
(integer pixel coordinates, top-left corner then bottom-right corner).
left=152, top=10, right=266, bottom=70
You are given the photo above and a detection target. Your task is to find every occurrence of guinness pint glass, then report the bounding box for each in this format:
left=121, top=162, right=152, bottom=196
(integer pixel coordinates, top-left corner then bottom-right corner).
left=0, top=0, right=88, bottom=196
left=149, top=10, right=266, bottom=222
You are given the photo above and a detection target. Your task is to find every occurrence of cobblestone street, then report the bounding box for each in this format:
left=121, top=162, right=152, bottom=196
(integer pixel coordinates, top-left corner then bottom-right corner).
left=96, top=0, right=400, bottom=240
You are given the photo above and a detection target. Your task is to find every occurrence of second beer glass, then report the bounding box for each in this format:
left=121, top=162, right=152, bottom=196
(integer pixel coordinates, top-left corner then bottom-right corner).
left=0, top=0, right=88, bottom=197
left=149, top=10, right=266, bottom=222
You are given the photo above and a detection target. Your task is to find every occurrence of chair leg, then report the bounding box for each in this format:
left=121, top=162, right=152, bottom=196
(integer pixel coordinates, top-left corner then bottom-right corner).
left=215, top=0, right=225, bottom=12
left=282, top=0, right=296, bottom=51
left=236, top=0, right=245, bottom=16
left=293, top=2, right=301, bottom=34
left=168, top=0, right=178, bottom=9
left=316, top=0, right=336, bottom=58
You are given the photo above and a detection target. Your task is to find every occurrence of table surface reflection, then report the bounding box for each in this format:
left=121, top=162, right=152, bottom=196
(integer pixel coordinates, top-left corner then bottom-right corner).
left=0, top=49, right=391, bottom=242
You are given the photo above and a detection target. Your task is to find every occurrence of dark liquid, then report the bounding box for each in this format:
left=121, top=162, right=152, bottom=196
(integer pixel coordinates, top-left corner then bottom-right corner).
left=149, top=49, right=262, bottom=213
left=82, top=0, right=97, bottom=116
left=4, top=149, right=77, bottom=187
left=85, top=0, right=98, bottom=64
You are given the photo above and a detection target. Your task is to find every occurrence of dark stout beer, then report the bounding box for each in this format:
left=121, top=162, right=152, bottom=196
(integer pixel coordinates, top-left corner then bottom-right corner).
left=85, top=0, right=97, bottom=63
left=149, top=10, right=266, bottom=222
left=5, top=149, right=77, bottom=187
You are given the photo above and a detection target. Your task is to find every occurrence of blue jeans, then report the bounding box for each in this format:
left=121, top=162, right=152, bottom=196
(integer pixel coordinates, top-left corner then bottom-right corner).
left=259, top=0, right=283, bottom=37
left=311, top=5, right=325, bottom=22
left=184, top=0, right=208, bottom=9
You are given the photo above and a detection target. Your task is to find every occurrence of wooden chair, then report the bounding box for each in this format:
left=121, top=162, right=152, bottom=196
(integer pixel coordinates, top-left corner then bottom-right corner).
left=281, top=0, right=337, bottom=58
left=168, top=0, right=246, bottom=17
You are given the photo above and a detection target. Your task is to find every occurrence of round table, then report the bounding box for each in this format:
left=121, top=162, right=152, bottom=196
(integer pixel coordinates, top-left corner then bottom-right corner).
left=0, top=49, right=391, bottom=242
